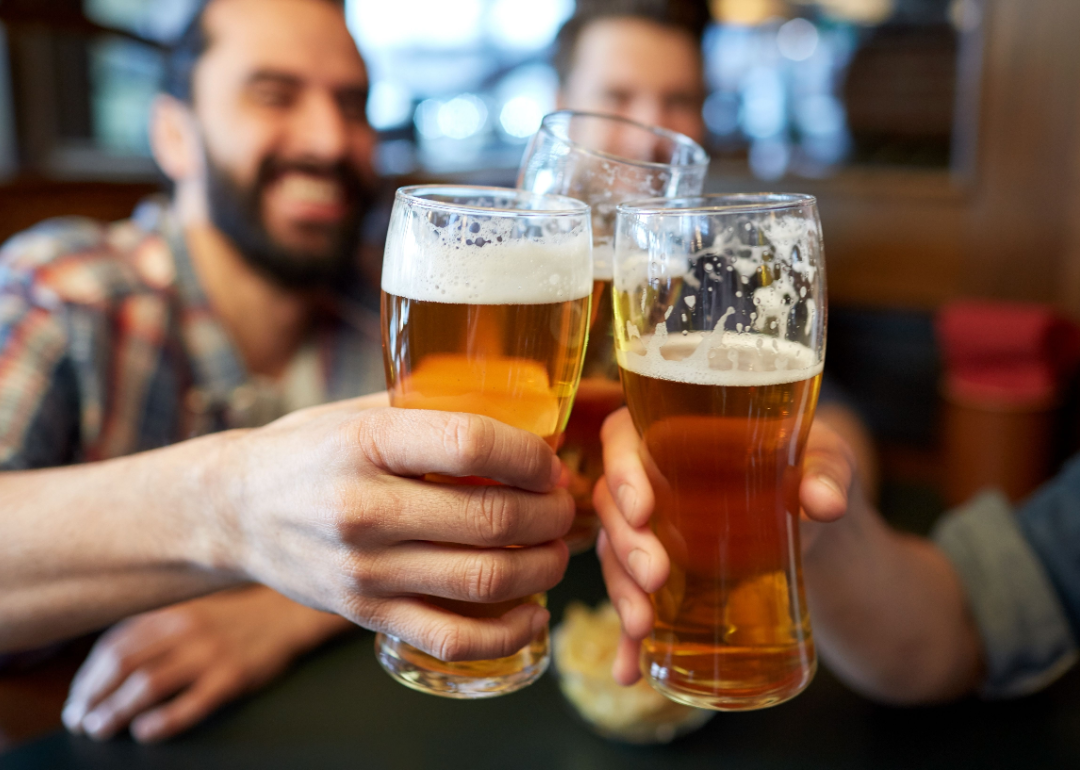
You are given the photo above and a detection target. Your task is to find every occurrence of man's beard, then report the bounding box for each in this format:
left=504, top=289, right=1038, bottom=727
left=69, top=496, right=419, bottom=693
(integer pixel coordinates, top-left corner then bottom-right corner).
left=204, top=152, right=373, bottom=290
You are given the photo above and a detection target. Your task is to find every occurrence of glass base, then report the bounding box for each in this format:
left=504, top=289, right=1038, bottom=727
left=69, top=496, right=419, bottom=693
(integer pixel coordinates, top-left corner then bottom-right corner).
left=375, top=630, right=549, bottom=699
left=645, top=657, right=816, bottom=711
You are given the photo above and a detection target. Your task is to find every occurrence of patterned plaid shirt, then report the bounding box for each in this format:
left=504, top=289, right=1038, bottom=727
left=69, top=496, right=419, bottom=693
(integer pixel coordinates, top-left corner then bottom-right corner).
left=0, top=199, right=385, bottom=471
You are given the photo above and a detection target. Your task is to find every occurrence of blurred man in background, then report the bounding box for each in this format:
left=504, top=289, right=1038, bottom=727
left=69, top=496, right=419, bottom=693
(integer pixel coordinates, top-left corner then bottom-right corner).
left=553, top=0, right=880, bottom=495
left=554, top=0, right=708, bottom=145
left=0, top=0, right=570, bottom=744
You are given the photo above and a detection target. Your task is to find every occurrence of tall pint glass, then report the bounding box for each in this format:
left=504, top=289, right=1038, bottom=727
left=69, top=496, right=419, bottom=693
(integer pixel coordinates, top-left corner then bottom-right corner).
left=518, top=110, right=709, bottom=552
left=378, top=185, right=592, bottom=698
left=612, top=194, right=826, bottom=710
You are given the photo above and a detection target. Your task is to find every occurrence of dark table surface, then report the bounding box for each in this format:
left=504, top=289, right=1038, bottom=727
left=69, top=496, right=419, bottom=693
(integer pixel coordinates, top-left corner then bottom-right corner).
left=3, top=552, right=1080, bottom=770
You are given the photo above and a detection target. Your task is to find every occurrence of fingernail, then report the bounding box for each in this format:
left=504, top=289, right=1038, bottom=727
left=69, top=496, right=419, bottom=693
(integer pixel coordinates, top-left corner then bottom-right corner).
left=550, top=457, right=563, bottom=488
left=530, top=607, right=550, bottom=637
left=61, top=702, right=84, bottom=731
left=627, top=549, right=651, bottom=586
left=814, top=474, right=845, bottom=500
left=616, top=484, right=637, bottom=518
left=83, top=710, right=108, bottom=737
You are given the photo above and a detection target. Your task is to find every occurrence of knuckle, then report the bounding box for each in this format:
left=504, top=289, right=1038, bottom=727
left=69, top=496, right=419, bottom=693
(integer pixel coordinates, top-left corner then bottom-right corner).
left=332, top=480, right=395, bottom=544
left=133, top=669, right=166, bottom=701
left=444, top=413, right=496, bottom=470
left=218, top=665, right=246, bottom=691
left=342, top=553, right=382, bottom=595
left=463, top=554, right=513, bottom=602
left=465, top=486, right=517, bottom=546
left=428, top=619, right=469, bottom=663
left=347, top=408, right=394, bottom=470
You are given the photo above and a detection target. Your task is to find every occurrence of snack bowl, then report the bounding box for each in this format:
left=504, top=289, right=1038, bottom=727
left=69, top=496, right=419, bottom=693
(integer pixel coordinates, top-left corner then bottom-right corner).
left=552, top=601, right=715, bottom=744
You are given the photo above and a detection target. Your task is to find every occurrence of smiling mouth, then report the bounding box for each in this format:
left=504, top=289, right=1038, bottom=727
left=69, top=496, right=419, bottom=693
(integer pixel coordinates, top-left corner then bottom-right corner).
left=277, top=173, right=345, bottom=207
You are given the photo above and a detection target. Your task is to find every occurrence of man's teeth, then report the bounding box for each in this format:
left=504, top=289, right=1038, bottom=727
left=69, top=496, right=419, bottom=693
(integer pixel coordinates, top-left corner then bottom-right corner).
left=279, top=175, right=342, bottom=205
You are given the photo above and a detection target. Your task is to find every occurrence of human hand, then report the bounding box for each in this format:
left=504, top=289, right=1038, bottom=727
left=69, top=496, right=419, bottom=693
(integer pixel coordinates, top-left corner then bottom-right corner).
left=62, top=586, right=348, bottom=743
left=201, top=393, right=574, bottom=665
left=594, top=407, right=856, bottom=685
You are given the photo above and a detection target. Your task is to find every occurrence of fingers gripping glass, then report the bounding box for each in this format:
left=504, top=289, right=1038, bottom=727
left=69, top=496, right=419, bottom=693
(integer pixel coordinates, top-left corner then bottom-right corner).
left=612, top=194, right=826, bottom=710
left=517, top=111, right=709, bottom=553
left=378, top=185, right=592, bottom=698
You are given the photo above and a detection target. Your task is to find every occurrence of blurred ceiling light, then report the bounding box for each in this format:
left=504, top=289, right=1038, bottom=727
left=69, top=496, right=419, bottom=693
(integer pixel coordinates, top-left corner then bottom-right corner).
left=499, top=96, right=544, bottom=139
left=348, top=0, right=482, bottom=50
left=777, top=18, right=819, bottom=61
left=749, top=137, right=790, bottom=180
left=740, top=67, right=786, bottom=138
left=812, top=0, right=895, bottom=26
left=414, top=99, right=444, bottom=139
left=709, top=0, right=785, bottom=26
left=795, top=94, right=845, bottom=136
left=367, top=81, right=413, bottom=130
left=490, top=0, right=574, bottom=50
left=437, top=94, right=488, bottom=140
left=703, top=92, right=741, bottom=136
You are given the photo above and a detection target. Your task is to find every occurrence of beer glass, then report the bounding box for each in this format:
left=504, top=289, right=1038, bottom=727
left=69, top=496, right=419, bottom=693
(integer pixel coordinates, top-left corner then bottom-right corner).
left=612, top=194, right=826, bottom=710
left=518, top=110, right=709, bottom=552
left=378, top=185, right=592, bottom=698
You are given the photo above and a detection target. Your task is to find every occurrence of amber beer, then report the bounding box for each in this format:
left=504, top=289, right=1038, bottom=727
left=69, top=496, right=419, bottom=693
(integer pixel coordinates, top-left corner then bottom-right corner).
left=377, top=185, right=592, bottom=699
left=618, top=338, right=822, bottom=710
left=559, top=274, right=624, bottom=547
left=380, top=292, right=589, bottom=683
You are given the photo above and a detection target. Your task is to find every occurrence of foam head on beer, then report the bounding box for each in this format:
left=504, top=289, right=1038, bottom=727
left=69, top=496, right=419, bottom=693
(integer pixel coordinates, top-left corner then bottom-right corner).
left=381, top=185, right=593, bottom=442
left=614, top=193, right=825, bottom=380
left=382, top=187, right=592, bottom=306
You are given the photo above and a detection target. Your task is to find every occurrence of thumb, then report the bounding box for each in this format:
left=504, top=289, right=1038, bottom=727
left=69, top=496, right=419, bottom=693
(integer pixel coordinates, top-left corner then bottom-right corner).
left=799, top=423, right=856, bottom=522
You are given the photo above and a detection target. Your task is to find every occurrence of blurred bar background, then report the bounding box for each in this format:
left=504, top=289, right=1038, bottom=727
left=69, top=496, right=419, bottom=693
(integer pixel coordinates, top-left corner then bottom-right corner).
left=0, top=0, right=1077, bottom=514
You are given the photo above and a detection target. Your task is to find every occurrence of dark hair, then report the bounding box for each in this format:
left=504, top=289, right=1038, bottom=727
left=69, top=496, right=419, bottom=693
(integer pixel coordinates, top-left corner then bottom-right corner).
left=163, top=0, right=345, bottom=102
left=553, top=0, right=711, bottom=85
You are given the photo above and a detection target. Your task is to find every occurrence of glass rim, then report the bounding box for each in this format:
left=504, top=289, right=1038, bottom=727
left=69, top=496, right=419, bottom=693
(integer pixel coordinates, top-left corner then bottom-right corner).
left=537, top=110, right=711, bottom=171
left=616, top=193, right=818, bottom=217
left=395, top=184, right=590, bottom=218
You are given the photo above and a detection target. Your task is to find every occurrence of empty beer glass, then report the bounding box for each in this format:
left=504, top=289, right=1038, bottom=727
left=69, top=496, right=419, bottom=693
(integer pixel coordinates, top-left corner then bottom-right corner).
left=518, top=110, right=709, bottom=552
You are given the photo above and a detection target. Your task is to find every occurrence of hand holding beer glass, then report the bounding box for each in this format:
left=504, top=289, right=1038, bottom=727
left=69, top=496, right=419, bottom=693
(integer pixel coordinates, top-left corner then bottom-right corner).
left=610, top=194, right=826, bottom=710
left=378, top=186, right=592, bottom=698
left=518, top=111, right=709, bottom=552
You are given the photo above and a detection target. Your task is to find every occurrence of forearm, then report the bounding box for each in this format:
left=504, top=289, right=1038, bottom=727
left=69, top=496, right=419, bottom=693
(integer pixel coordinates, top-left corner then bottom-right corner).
left=0, top=431, right=245, bottom=652
left=804, top=500, right=984, bottom=704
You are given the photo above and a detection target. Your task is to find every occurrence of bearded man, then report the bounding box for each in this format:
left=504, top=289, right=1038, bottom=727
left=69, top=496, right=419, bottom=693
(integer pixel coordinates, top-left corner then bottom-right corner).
left=0, top=0, right=571, bottom=744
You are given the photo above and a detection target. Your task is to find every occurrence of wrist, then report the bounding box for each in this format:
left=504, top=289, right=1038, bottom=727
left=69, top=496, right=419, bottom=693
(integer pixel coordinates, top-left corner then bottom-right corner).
left=180, top=429, right=254, bottom=580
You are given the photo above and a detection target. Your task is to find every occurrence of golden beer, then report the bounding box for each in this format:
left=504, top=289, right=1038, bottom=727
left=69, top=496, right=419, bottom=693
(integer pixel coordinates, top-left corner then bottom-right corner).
left=377, top=184, right=592, bottom=698
left=559, top=277, right=624, bottom=549
left=381, top=292, right=589, bottom=683
left=619, top=338, right=821, bottom=709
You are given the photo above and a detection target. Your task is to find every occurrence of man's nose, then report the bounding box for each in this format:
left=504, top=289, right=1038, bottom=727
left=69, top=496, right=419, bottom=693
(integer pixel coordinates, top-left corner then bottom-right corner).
left=628, top=98, right=664, bottom=133
left=288, top=91, right=349, bottom=161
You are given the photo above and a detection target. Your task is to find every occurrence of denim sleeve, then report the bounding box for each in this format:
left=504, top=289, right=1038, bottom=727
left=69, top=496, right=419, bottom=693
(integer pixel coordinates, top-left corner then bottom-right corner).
left=932, top=490, right=1079, bottom=698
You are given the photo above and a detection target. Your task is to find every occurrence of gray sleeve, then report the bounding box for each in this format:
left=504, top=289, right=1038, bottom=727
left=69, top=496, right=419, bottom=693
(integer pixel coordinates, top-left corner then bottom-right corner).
left=932, top=491, right=1079, bottom=698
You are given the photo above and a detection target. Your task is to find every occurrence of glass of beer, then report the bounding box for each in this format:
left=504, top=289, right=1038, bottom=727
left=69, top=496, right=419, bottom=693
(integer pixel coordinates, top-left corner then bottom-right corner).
left=378, top=185, right=592, bottom=698
left=518, top=110, right=709, bottom=553
left=612, top=194, right=826, bottom=710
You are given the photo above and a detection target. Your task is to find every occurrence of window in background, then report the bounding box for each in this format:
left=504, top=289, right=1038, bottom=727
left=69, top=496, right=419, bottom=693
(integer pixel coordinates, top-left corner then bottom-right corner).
left=350, top=0, right=974, bottom=181
left=347, top=0, right=573, bottom=175
left=705, top=0, right=972, bottom=180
